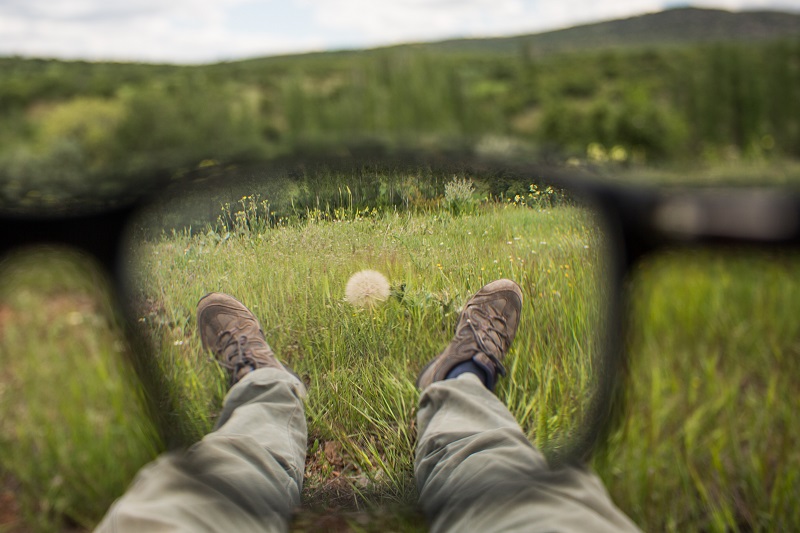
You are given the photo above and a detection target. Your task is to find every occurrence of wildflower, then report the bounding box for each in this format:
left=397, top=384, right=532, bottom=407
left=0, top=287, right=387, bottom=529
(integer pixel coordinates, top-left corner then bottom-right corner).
left=345, top=270, right=391, bottom=309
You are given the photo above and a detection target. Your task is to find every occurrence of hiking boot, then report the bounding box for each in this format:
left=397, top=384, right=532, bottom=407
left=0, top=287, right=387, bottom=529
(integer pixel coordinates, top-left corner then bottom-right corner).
left=197, top=293, right=284, bottom=385
left=416, top=279, right=523, bottom=391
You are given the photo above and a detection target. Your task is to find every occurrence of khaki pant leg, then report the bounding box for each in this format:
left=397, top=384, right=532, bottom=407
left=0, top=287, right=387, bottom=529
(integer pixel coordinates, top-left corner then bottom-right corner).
left=96, top=368, right=307, bottom=533
left=415, top=373, right=639, bottom=533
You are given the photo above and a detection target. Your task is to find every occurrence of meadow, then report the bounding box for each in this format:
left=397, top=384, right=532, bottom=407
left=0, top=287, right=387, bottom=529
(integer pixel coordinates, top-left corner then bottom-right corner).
left=1, top=175, right=799, bottom=531
left=3, top=8, right=800, bottom=530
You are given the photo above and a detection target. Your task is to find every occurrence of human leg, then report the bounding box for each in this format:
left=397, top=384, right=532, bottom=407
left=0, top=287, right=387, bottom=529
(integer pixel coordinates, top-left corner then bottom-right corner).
left=96, top=294, right=307, bottom=533
left=415, top=374, right=638, bottom=533
left=414, top=279, right=639, bottom=533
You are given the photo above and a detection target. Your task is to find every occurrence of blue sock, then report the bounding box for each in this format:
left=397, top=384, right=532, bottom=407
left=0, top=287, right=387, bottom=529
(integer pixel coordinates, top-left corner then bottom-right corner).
left=446, top=360, right=488, bottom=386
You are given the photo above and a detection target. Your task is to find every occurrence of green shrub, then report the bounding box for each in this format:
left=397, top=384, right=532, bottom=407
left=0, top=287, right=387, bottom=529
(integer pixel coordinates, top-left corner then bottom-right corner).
left=444, top=176, right=477, bottom=216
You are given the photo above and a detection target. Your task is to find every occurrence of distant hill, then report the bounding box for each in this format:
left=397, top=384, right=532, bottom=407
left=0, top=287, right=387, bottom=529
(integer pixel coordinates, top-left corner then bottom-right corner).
left=385, top=7, right=800, bottom=57
left=229, top=7, right=800, bottom=67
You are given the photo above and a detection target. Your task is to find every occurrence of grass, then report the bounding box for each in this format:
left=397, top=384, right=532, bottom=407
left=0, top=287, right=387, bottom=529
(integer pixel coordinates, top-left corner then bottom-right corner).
left=1, top=192, right=799, bottom=531
left=128, top=204, right=604, bottom=493
left=599, top=250, right=800, bottom=531
left=0, top=251, right=160, bottom=531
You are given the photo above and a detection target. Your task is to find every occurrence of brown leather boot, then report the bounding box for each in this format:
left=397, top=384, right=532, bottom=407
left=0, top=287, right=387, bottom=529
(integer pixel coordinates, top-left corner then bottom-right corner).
left=416, top=279, right=523, bottom=391
left=197, top=293, right=284, bottom=385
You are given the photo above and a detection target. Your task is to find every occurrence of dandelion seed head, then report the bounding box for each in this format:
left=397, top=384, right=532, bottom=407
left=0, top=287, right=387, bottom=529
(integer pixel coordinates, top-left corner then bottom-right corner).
left=345, top=270, right=390, bottom=309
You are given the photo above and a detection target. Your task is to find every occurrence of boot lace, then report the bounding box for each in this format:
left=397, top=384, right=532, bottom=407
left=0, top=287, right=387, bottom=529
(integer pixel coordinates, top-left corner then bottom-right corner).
left=463, top=306, right=509, bottom=377
left=216, top=327, right=256, bottom=384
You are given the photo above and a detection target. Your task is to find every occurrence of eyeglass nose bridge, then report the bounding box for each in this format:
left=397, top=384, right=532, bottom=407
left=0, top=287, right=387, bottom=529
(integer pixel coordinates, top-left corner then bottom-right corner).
left=0, top=206, right=136, bottom=275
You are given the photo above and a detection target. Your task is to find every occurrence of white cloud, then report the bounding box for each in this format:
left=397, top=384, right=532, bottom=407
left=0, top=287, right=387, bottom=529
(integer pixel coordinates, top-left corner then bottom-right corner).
left=0, top=0, right=327, bottom=62
left=297, top=0, right=695, bottom=46
left=0, top=0, right=796, bottom=62
left=301, top=0, right=530, bottom=42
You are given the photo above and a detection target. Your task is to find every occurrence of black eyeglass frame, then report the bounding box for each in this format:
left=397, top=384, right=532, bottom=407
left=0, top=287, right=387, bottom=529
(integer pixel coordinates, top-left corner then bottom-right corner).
left=3, top=153, right=800, bottom=465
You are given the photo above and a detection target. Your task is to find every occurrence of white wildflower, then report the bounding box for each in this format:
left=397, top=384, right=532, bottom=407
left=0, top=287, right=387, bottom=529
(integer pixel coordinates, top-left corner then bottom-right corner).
left=345, top=270, right=390, bottom=309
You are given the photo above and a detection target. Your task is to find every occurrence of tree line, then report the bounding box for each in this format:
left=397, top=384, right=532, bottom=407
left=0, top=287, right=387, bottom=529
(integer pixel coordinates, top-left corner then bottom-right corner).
left=1, top=39, right=798, bottom=205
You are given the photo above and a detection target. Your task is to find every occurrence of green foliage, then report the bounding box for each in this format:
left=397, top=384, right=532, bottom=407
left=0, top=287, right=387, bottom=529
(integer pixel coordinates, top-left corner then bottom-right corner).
left=128, top=204, right=800, bottom=532
left=506, top=183, right=564, bottom=209
left=135, top=165, right=457, bottom=236
left=217, top=194, right=274, bottom=235
left=597, top=251, right=800, bottom=531
left=2, top=19, right=800, bottom=205
left=0, top=74, right=267, bottom=207
left=130, top=204, right=606, bottom=503
left=3, top=12, right=800, bottom=527
left=0, top=251, right=160, bottom=531
left=113, top=80, right=264, bottom=171
left=3, top=198, right=800, bottom=531
left=443, top=176, right=476, bottom=216
left=35, top=97, right=125, bottom=159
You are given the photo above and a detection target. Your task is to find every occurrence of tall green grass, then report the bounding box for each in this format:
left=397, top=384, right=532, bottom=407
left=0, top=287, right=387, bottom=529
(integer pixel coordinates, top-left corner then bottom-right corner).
left=1, top=199, right=799, bottom=531
left=598, top=251, right=800, bottom=531
left=129, top=204, right=605, bottom=490
left=0, top=250, right=160, bottom=531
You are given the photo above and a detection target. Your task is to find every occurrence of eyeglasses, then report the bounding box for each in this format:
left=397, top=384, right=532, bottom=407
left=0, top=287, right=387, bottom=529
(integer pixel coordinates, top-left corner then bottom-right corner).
left=3, top=151, right=800, bottom=467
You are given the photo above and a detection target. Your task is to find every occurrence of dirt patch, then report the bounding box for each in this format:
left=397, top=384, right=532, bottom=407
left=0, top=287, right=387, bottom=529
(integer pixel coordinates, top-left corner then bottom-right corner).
left=303, top=438, right=371, bottom=511
left=291, top=503, right=427, bottom=533
left=291, top=507, right=373, bottom=533
left=324, top=441, right=345, bottom=468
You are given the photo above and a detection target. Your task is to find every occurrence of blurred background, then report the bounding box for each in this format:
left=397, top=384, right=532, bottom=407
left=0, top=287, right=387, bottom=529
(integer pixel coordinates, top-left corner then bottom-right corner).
left=2, top=2, right=800, bottom=208
left=2, top=1, right=800, bottom=531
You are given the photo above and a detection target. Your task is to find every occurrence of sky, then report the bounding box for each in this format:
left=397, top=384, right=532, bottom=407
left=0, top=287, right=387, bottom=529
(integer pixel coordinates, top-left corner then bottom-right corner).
left=1, top=0, right=798, bottom=64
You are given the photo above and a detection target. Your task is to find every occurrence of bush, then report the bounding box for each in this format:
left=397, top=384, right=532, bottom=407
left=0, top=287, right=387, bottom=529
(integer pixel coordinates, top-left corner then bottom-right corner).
left=444, top=176, right=477, bottom=216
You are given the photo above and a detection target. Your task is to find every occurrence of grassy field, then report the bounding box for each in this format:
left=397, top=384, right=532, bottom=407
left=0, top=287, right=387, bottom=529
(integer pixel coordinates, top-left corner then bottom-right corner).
left=1, top=190, right=799, bottom=531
